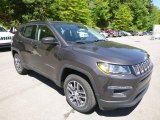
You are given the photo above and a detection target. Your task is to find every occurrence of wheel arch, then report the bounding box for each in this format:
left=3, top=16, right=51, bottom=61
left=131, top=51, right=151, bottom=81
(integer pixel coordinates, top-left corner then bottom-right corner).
left=58, top=65, right=99, bottom=101
left=12, top=50, right=18, bottom=57
left=11, top=47, right=20, bottom=57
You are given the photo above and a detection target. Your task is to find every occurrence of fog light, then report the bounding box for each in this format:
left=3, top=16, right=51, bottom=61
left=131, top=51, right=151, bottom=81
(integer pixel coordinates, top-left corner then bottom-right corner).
left=108, top=86, right=133, bottom=90
left=108, top=86, right=133, bottom=98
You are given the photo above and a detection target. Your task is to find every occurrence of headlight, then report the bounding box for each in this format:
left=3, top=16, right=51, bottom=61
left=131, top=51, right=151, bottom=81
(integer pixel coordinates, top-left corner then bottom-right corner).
left=97, top=62, right=131, bottom=75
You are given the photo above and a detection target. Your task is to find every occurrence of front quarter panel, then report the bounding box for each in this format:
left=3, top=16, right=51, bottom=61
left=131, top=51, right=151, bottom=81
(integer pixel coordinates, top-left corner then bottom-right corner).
left=57, top=47, right=105, bottom=99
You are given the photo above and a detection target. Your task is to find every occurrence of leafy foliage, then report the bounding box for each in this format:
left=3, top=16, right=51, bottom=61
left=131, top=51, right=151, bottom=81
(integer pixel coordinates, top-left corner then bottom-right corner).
left=112, top=5, right=133, bottom=30
left=49, top=0, right=93, bottom=25
left=148, top=5, right=160, bottom=30
left=0, top=0, right=160, bottom=31
left=92, top=0, right=111, bottom=27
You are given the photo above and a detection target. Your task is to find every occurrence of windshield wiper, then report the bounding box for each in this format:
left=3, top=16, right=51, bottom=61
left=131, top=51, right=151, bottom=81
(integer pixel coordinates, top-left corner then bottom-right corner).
left=75, top=39, right=106, bottom=44
left=75, top=40, right=86, bottom=44
left=91, top=39, right=106, bottom=43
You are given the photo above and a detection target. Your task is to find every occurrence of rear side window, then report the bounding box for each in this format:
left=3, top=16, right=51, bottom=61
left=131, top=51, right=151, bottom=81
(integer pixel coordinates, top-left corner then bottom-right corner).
left=20, top=27, right=24, bottom=34
left=23, top=25, right=37, bottom=39
left=35, top=25, right=55, bottom=41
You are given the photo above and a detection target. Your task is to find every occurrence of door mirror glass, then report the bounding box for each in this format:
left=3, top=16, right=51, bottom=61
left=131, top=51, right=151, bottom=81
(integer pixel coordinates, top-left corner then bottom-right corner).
left=42, top=37, right=58, bottom=45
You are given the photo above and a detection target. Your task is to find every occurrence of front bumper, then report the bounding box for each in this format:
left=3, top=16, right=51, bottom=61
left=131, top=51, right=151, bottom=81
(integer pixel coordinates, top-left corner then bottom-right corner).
left=0, top=43, right=11, bottom=48
left=95, top=69, right=152, bottom=110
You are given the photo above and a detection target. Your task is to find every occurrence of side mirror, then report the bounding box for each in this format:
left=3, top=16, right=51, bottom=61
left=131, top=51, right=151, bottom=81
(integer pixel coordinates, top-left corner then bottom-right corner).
left=42, top=37, right=59, bottom=45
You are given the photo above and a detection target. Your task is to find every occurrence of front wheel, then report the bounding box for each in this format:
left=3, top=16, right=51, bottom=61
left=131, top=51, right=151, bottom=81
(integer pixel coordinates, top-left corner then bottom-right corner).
left=64, top=74, right=96, bottom=113
left=14, top=53, right=27, bottom=75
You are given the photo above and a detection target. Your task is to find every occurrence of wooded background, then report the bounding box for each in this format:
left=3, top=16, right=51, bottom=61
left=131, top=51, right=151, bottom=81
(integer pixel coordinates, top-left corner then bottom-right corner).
left=0, top=0, right=160, bottom=31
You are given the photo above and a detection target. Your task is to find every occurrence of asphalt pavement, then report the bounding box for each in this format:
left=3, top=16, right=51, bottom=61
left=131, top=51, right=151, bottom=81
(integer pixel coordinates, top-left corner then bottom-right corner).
left=0, top=36, right=160, bottom=120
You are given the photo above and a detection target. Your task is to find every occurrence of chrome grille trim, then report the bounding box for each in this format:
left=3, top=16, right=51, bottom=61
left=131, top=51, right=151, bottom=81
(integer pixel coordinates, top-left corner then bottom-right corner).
left=132, top=59, right=152, bottom=75
left=0, top=36, right=12, bottom=40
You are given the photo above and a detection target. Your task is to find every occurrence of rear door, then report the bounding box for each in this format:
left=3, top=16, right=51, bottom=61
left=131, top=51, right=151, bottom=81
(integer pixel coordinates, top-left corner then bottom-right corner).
left=19, top=25, right=37, bottom=67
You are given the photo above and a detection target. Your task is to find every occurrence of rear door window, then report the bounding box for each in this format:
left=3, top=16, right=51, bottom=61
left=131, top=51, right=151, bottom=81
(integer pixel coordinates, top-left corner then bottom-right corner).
left=23, top=25, right=37, bottom=39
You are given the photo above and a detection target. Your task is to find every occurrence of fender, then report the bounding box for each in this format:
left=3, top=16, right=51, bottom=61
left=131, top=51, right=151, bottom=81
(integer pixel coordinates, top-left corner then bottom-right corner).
left=11, top=47, right=28, bottom=69
left=58, top=64, right=100, bottom=98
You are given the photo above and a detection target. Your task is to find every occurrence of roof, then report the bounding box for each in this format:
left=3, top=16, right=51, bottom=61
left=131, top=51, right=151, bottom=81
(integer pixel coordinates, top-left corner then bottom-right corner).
left=25, top=21, right=82, bottom=25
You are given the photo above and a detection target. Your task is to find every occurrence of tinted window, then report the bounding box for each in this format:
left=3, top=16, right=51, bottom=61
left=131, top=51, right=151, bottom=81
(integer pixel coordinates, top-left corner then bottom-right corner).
left=53, top=23, right=105, bottom=42
left=0, top=27, right=7, bottom=32
left=23, top=25, right=36, bottom=39
left=20, top=27, right=24, bottom=34
left=35, top=25, right=55, bottom=41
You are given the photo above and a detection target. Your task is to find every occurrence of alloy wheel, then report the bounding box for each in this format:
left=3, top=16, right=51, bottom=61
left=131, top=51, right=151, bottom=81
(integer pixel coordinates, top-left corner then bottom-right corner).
left=14, top=55, right=22, bottom=72
left=66, top=81, right=87, bottom=107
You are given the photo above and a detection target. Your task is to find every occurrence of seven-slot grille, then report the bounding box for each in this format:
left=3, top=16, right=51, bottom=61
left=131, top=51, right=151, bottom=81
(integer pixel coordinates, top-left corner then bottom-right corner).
left=0, top=36, right=12, bottom=40
left=132, top=59, right=152, bottom=75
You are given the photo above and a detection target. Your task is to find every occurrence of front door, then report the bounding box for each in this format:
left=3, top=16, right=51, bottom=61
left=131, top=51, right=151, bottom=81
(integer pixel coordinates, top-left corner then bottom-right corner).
left=31, top=24, right=61, bottom=80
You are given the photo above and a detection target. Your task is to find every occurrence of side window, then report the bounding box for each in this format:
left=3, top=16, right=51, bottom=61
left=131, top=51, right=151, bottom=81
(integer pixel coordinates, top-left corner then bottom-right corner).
left=35, top=25, right=55, bottom=41
left=20, top=27, right=24, bottom=35
left=23, top=25, right=36, bottom=39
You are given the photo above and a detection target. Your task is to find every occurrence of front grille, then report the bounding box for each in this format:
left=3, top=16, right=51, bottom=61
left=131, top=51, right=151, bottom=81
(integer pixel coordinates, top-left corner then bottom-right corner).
left=0, top=36, right=12, bottom=40
left=132, top=58, right=152, bottom=75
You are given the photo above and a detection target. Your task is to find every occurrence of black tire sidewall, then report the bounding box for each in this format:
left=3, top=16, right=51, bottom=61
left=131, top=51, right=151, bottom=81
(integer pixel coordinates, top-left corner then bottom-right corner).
left=14, top=53, right=27, bottom=74
left=64, top=74, right=96, bottom=113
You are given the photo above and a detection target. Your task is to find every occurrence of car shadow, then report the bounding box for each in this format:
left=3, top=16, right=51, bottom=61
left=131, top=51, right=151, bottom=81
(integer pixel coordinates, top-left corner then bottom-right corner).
left=0, top=48, right=11, bottom=52
left=95, top=101, right=140, bottom=117
left=27, top=71, right=139, bottom=117
left=28, top=71, right=64, bottom=96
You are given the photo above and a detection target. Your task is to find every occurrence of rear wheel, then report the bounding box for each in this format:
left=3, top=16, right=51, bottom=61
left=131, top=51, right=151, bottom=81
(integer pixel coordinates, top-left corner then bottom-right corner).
left=14, top=53, right=27, bottom=75
left=64, top=74, right=96, bottom=113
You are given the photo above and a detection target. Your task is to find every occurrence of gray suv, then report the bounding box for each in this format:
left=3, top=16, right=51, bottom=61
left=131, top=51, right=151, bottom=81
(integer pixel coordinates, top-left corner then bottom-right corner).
left=11, top=21, right=153, bottom=113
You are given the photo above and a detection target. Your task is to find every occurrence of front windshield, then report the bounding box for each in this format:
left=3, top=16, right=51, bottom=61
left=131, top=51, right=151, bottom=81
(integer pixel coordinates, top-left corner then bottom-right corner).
left=0, top=27, right=7, bottom=32
left=52, top=23, right=106, bottom=43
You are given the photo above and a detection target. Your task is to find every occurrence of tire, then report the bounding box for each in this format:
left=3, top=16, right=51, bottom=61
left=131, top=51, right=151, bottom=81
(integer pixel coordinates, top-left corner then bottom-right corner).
left=14, top=53, right=28, bottom=75
left=110, top=34, right=113, bottom=37
left=64, top=74, right=96, bottom=113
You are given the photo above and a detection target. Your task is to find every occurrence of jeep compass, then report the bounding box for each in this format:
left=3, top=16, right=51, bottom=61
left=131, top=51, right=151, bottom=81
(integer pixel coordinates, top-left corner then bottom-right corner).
left=11, top=21, right=153, bottom=113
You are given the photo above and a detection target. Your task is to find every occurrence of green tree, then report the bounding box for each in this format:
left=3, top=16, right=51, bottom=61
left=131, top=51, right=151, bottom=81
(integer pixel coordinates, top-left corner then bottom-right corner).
left=0, top=0, right=12, bottom=26
left=112, top=5, right=133, bottom=30
left=0, top=0, right=160, bottom=31
left=21, top=0, right=52, bottom=22
left=129, top=0, right=151, bottom=30
left=49, top=0, right=93, bottom=26
left=92, top=0, right=111, bottom=27
left=148, top=5, right=160, bottom=30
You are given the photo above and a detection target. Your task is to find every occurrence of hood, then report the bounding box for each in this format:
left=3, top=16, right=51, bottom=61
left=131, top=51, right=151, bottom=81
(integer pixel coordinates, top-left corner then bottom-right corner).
left=72, top=41, right=148, bottom=65
left=0, top=32, right=14, bottom=37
